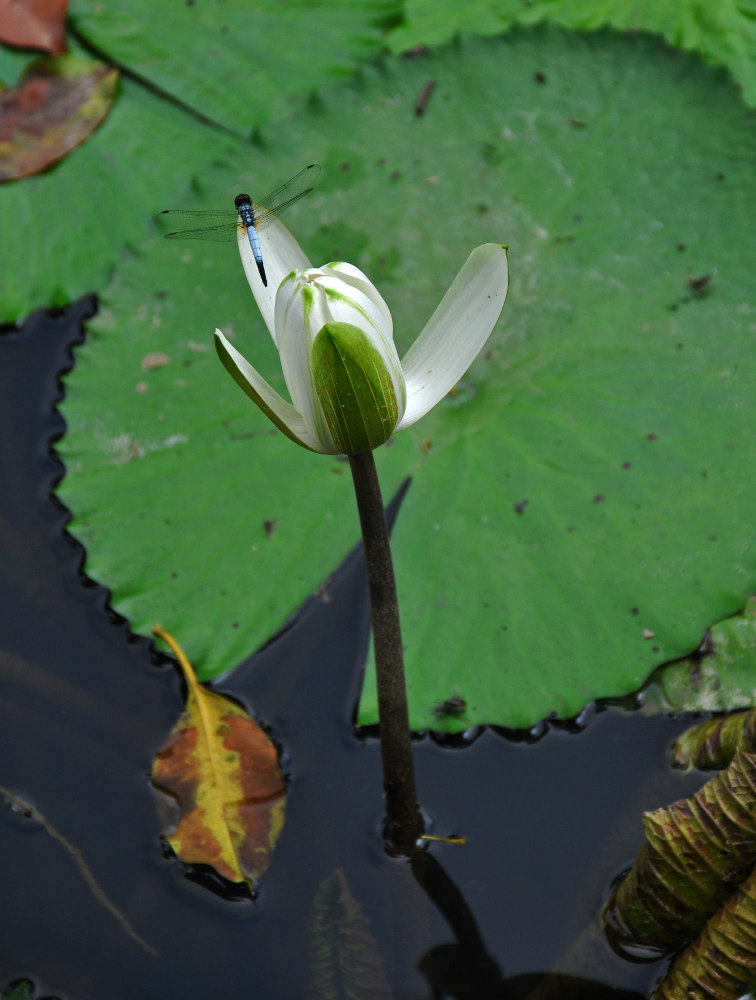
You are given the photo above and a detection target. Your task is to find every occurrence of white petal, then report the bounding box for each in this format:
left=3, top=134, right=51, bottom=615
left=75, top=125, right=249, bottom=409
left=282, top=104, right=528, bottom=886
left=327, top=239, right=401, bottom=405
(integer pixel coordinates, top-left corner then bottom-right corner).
left=237, top=214, right=312, bottom=345
left=214, top=330, right=330, bottom=453
left=317, top=269, right=393, bottom=343
left=396, top=244, right=509, bottom=430
left=275, top=272, right=335, bottom=446
left=322, top=261, right=393, bottom=335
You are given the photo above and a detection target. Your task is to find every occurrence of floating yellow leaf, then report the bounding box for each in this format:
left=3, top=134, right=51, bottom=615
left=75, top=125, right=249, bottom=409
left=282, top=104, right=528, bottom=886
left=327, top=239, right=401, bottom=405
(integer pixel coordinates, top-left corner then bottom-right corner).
left=151, top=625, right=285, bottom=890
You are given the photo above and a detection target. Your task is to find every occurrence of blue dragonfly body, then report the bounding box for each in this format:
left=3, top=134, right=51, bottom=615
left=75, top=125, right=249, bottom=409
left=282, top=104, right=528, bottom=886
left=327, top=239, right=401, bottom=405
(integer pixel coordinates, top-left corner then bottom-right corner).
left=159, top=164, right=320, bottom=287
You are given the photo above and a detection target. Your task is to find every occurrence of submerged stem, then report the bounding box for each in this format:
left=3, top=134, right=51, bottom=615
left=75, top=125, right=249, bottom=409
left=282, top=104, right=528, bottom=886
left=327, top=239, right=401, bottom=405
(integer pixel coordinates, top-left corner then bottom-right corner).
left=349, top=451, right=423, bottom=855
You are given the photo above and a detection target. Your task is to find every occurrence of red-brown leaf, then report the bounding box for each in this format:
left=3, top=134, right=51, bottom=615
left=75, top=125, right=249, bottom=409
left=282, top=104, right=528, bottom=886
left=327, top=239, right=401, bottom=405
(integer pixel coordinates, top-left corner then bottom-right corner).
left=0, top=0, right=68, bottom=54
left=0, top=55, right=118, bottom=182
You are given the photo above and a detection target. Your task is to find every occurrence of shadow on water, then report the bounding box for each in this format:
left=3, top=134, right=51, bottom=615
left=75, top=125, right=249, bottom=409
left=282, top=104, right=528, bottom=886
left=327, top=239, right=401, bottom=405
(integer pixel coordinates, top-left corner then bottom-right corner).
left=0, top=298, right=708, bottom=998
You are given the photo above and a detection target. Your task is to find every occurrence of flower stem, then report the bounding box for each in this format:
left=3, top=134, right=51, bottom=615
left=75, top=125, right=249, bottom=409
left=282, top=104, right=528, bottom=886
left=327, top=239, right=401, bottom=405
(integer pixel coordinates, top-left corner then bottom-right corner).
left=349, top=451, right=424, bottom=855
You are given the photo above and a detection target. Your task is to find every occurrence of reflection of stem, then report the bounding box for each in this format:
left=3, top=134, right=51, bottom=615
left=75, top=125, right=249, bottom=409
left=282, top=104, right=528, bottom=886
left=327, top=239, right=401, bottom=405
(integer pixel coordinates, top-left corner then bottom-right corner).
left=348, top=452, right=423, bottom=856
left=411, top=850, right=489, bottom=958
left=0, top=785, right=157, bottom=957
left=410, top=849, right=508, bottom=995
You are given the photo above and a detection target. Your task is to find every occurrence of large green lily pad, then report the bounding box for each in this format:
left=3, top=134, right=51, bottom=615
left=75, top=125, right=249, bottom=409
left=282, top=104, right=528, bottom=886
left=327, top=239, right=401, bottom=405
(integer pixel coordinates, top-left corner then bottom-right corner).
left=388, top=0, right=756, bottom=106
left=68, top=0, right=398, bottom=135
left=58, top=27, right=756, bottom=730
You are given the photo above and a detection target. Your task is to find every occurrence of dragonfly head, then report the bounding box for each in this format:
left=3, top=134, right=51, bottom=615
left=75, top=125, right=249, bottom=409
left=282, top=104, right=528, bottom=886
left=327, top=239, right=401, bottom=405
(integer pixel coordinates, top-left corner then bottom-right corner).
left=234, top=193, right=252, bottom=209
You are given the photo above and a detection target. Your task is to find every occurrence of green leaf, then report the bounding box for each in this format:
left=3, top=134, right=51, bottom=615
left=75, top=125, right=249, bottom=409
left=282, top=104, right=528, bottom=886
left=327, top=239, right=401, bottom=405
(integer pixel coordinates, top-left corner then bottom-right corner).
left=58, top=28, right=756, bottom=729
left=387, top=0, right=523, bottom=50
left=0, top=45, right=31, bottom=88
left=605, top=749, right=756, bottom=957
left=387, top=0, right=756, bottom=106
left=68, top=0, right=399, bottom=136
left=646, top=598, right=756, bottom=716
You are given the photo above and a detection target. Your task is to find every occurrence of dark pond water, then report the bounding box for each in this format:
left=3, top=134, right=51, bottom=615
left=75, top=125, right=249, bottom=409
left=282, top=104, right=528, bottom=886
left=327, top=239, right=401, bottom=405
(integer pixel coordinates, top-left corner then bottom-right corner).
left=0, top=298, right=708, bottom=999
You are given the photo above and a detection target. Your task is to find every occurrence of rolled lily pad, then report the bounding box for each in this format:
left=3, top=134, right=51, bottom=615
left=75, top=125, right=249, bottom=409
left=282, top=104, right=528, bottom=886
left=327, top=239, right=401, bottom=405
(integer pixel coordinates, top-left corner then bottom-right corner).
left=672, top=707, right=756, bottom=771
left=606, top=749, right=756, bottom=956
left=58, top=27, right=756, bottom=730
left=656, top=860, right=756, bottom=1000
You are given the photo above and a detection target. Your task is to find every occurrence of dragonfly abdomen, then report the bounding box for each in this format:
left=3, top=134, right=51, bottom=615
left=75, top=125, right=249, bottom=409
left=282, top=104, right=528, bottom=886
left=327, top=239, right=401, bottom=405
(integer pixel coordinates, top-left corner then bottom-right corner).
left=234, top=193, right=267, bottom=286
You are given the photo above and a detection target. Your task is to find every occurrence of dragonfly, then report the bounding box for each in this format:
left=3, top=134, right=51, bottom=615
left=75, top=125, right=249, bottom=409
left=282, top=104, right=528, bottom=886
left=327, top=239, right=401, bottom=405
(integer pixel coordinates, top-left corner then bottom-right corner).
left=158, top=163, right=321, bottom=287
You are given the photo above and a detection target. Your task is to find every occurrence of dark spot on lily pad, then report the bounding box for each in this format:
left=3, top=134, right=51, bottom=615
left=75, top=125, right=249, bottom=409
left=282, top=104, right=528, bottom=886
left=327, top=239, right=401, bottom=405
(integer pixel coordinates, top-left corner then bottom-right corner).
left=688, top=273, right=712, bottom=294
left=434, top=696, right=467, bottom=718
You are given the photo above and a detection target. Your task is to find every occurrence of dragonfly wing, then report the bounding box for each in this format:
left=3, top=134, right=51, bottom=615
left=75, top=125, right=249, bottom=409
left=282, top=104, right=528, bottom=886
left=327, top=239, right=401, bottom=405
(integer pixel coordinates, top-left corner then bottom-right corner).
left=157, top=207, right=240, bottom=241
left=158, top=164, right=320, bottom=240
left=254, top=164, right=321, bottom=230
left=165, top=226, right=244, bottom=243
left=163, top=223, right=243, bottom=242
left=158, top=208, right=238, bottom=220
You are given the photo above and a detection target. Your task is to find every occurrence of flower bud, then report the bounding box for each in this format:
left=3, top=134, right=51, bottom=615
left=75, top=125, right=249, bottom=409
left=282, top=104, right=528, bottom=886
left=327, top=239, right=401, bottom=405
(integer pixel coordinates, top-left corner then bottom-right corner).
left=274, top=263, right=406, bottom=453
left=311, top=321, right=403, bottom=454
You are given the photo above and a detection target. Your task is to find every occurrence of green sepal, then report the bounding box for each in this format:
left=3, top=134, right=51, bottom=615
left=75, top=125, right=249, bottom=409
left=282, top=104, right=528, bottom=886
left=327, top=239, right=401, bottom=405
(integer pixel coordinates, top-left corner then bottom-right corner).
left=311, top=321, right=399, bottom=454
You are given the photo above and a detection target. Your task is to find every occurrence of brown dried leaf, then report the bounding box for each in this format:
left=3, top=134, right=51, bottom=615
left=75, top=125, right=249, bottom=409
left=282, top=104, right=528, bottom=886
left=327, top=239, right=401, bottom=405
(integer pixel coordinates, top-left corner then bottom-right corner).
left=0, top=0, right=67, bottom=54
left=0, top=55, right=118, bottom=182
left=606, top=749, right=756, bottom=956
left=151, top=625, right=285, bottom=889
left=673, top=708, right=756, bottom=771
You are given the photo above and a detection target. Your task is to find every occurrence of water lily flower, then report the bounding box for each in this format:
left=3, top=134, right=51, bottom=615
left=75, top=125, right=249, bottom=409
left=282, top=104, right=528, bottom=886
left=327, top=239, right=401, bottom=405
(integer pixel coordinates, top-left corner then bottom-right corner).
left=214, top=207, right=508, bottom=455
